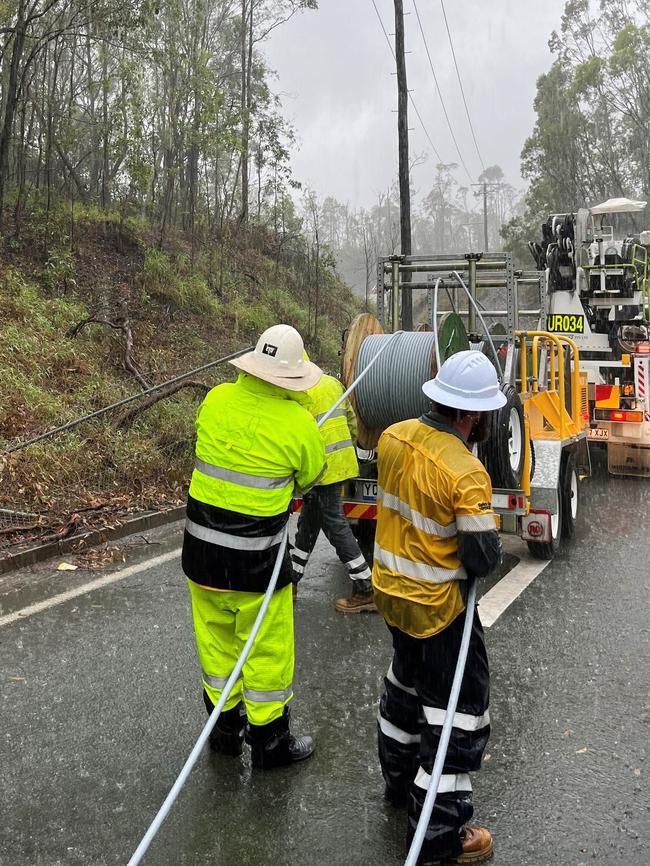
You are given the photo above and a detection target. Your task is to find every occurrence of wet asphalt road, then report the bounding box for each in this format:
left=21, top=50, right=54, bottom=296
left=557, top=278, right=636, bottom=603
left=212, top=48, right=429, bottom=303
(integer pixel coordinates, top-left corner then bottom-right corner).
left=1, top=456, right=649, bottom=866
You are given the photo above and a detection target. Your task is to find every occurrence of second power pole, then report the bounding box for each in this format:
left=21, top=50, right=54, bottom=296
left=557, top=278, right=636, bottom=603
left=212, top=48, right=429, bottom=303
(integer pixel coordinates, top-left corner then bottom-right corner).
left=394, top=0, right=412, bottom=330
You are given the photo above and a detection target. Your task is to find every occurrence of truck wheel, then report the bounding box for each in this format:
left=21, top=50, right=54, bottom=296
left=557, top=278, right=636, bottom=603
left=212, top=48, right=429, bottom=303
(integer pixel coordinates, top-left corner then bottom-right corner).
left=352, top=520, right=376, bottom=562
left=526, top=487, right=562, bottom=560
left=560, top=451, right=579, bottom=539
left=479, top=385, right=525, bottom=488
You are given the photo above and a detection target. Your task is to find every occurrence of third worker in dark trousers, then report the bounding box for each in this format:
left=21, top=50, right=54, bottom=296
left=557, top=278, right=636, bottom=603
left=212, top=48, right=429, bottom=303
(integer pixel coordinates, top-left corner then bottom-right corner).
left=373, top=351, right=505, bottom=864
left=291, top=370, right=375, bottom=613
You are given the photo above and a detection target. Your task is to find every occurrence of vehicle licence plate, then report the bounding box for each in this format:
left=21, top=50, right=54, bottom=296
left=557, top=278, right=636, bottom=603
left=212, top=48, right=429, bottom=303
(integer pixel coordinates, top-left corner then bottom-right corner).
left=355, top=480, right=378, bottom=501
left=588, top=427, right=609, bottom=440
left=546, top=313, right=586, bottom=334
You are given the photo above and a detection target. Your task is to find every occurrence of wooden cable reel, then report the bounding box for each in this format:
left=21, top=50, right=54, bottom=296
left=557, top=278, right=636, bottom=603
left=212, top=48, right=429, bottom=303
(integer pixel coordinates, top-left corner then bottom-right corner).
left=341, top=312, right=469, bottom=450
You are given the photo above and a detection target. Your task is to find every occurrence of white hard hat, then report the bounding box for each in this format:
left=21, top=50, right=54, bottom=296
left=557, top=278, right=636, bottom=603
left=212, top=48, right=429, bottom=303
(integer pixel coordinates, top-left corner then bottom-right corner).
left=230, top=324, right=322, bottom=391
left=422, top=350, right=507, bottom=411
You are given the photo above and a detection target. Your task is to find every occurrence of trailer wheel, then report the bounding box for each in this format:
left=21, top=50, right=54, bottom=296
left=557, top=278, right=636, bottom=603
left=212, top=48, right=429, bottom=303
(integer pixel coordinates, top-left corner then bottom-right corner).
left=560, top=451, right=579, bottom=539
left=479, top=385, right=525, bottom=488
left=352, top=519, right=376, bottom=563
left=526, top=486, right=562, bottom=560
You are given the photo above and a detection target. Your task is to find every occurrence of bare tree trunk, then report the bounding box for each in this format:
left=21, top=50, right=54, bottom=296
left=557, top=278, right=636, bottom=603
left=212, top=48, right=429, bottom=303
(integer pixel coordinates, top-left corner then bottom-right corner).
left=0, top=0, right=27, bottom=223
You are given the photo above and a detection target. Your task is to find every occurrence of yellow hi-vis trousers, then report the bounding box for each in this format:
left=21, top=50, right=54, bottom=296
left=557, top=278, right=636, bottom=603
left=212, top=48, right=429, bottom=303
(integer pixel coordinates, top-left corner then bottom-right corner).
left=187, top=581, right=294, bottom=726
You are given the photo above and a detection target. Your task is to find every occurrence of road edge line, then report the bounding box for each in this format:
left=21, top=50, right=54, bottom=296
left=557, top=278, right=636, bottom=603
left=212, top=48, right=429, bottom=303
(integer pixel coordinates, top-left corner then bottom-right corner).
left=479, top=556, right=551, bottom=628
left=0, top=547, right=181, bottom=629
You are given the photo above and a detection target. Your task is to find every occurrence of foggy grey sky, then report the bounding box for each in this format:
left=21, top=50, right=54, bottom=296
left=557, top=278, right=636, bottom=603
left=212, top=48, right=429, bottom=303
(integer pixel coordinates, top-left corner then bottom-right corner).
left=263, top=0, right=568, bottom=209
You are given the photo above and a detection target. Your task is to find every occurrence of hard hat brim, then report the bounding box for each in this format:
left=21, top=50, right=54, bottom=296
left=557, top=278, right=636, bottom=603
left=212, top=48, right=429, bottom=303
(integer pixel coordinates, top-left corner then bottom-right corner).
left=230, top=353, right=323, bottom=391
left=422, top=378, right=508, bottom=411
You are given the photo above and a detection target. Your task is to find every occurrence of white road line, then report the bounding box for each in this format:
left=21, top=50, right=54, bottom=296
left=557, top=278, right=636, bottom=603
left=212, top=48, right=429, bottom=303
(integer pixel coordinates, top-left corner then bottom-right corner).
left=479, top=552, right=550, bottom=629
left=0, top=548, right=181, bottom=629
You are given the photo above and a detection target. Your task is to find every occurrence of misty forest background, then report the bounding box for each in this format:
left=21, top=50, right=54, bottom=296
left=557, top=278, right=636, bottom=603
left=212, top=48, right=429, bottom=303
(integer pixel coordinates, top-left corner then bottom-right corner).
left=3, top=0, right=650, bottom=526
left=2, top=1, right=650, bottom=297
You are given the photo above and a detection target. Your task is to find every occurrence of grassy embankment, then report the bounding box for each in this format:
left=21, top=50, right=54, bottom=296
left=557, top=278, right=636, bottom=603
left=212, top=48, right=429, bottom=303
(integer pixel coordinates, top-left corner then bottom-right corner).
left=0, top=200, right=361, bottom=530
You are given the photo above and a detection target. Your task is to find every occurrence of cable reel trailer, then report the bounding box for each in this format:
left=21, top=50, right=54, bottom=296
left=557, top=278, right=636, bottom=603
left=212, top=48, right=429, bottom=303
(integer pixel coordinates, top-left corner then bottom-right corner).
left=529, top=198, right=650, bottom=477
left=335, top=252, right=590, bottom=561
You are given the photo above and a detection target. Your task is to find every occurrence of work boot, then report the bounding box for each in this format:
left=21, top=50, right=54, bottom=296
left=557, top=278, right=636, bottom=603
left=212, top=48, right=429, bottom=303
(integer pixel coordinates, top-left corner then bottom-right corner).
left=203, top=691, right=247, bottom=757
left=245, top=707, right=315, bottom=769
left=335, top=579, right=377, bottom=613
left=424, top=826, right=494, bottom=865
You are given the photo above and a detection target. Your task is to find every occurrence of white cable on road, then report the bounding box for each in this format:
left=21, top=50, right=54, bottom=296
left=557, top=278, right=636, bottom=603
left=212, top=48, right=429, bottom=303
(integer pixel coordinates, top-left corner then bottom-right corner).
left=125, top=331, right=405, bottom=866
left=404, top=578, right=477, bottom=866
left=126, top=526, right=289, bottom=866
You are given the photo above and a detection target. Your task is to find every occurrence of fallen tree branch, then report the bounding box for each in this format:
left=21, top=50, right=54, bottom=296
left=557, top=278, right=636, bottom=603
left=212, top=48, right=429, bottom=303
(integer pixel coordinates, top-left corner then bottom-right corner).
left=113, top=380, right=210, bottom=429
left=38, top=514, right=79, bottom=544
left=67, top=300, right=150, bottom=389
left=0, top=522, right=43, bottom=537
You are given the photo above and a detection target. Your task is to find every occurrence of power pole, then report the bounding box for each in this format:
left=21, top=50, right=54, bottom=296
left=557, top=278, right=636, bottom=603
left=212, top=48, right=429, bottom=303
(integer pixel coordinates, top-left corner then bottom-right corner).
left=472, top=181, right=502, bottom=253
left=394, top=0, right=412, bottom=329
left=481, top=181, right=488, bottom=251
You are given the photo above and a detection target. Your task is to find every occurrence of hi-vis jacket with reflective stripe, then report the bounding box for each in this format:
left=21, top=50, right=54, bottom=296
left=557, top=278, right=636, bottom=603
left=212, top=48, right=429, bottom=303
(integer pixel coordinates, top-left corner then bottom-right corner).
left=304, top=373, right=358, bottom=485
left=182, top=373, right=326, bottom=593
left=372, top=415, right=500, bottom=638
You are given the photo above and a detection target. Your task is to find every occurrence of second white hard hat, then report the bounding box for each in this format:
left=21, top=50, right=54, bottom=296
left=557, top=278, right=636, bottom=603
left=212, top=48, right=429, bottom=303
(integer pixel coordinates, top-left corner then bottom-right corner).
left=422, top=350, right=507, bottom=411
left=230, top=324, right=322, bottom=391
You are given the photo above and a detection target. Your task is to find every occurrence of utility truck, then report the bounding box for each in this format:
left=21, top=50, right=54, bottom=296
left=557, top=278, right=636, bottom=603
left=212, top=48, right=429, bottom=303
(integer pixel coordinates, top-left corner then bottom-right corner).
left=529, top=198, right=650, bottom=477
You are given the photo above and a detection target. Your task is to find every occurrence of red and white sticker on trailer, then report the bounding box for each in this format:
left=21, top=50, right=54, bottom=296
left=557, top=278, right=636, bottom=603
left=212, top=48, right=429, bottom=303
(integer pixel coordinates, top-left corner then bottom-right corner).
left=521, top=511, right=552, bottom=543
left=635, top=356, right=650, bottom=419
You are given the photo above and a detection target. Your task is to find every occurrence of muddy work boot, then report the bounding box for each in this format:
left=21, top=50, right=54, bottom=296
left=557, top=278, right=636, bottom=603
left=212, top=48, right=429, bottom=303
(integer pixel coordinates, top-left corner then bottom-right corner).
left=335, top=578, right=377, bottom=614
left=246, top=708, right=315, bottom=769
left=425, top=826, right=494, bottom=865
left=204, top=692, right=247, bottom=757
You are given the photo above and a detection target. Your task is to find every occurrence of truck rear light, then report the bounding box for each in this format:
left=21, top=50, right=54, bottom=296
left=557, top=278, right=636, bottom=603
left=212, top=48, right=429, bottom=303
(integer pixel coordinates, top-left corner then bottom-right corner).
left=635, top=343, right=650, bottom=354
left=595, top=409, right=644, bottom=422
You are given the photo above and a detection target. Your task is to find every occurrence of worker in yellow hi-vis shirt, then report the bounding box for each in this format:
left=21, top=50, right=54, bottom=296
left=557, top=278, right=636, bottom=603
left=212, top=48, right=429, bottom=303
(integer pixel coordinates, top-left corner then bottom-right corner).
left=374, top=350, right=505, bottom=864
left=290, top=368, right=375, bottom=613
left=182, top=324, right=326, bottom=769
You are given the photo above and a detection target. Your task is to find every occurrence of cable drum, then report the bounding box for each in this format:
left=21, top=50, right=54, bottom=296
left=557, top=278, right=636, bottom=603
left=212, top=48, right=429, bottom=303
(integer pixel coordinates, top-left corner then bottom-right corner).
left=355, top=331, right=436, bottom=430
left=352, top=312, right=469, bottom=433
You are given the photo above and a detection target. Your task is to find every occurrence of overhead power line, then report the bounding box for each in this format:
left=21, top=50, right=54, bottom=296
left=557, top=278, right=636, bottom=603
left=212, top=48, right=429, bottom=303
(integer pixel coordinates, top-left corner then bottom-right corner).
left=412, top=0, right=474, bottom=184
left=369, top=0, right=445, bottom=166
left=439, top=0, right=486, bottom=173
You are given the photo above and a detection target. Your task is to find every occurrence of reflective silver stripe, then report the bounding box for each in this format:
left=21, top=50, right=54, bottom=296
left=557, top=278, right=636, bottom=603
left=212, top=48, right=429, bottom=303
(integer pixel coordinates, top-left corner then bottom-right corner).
left=346, top=554, right=367, bottom=570
left=185, top=519, right=285, bottom=551
left=386, top=662, right=417, bottom=696
left=325, top=439, right=353, bottom=454
left=456, top=513, right=497, bottom=532
left=195, top=458, right=293, bottom=490
left=349, top=568, right=372, bottom=582
left=243, top=686, right=293, bottom=703
left=378, top=712, right=421, bottom=745
left=374, top=544, right=467, bottom=584
left=414, top=768, right=472, bottom=793
left=377, top=488, right=457, bottom=538
left=298, top=463, right=326, bottom=493
left=203, top=673, right=235, bottom=690
left=315, top=408, right=346, bottom=423
left=423, top=706, right=491, bottom=732
left=292, top=562, right=305, bottom=575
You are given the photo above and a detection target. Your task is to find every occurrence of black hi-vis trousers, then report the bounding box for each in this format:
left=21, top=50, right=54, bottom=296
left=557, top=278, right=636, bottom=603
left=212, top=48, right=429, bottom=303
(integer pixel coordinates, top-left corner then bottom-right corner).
left=378, top=611, right=490, bottom=862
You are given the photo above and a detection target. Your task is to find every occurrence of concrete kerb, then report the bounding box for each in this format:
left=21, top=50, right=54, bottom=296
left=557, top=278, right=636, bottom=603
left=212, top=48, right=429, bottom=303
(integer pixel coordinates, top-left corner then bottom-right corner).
left=0, top=506, right=186, bottom=575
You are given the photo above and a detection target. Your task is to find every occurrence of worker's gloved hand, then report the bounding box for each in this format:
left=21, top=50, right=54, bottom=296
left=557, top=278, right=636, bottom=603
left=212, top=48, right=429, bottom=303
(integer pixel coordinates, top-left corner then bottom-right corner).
left=458, top=529, right=502, bottom=579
